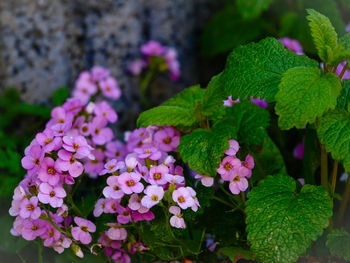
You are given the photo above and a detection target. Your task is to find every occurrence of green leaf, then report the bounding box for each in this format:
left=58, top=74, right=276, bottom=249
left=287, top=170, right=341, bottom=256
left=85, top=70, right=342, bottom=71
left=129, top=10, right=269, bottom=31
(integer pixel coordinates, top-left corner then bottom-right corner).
left=337, top=79, right=350, bottom=110
left=275, top=66, right=341, bottom=130
left=219, top=246, right=253, bottom=262
left=246, top=174, right=332, bottom=263
left=137, top=85, right=205, bottom=128
left=201, top=73, right=226, bottom=117
left=237, top=0, right=274, bottom=19
left=317, top=109, right=350, bottom=173
left=326, top=229, right=350, bottom=261
left=52, top=87, right=70, bottom=106
left=200, top=4, right=262, bottom=57
left=220, top=37, right=318, bottom=102
left=306, top=9, right=338, bottom=62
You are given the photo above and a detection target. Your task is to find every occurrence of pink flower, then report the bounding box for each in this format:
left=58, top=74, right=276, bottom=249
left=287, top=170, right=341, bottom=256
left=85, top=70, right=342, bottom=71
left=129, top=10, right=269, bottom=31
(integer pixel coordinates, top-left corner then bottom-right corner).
left=38, top=157, right=62, bottom=186
left=19, top=197, right=41, bottom=220
left=134, top=146, right=161, bottom=161
left=106, top=226, right=127, bottom=241
left=71, top=217, right=96, bottom=244
left=217, top=156, right=242, bottom=181
left=153, top=127, right=180, bottom=152
left=93, top=198, right=106, bottom=217
left=223, top=96, right=239, bottom=107
left=21, top=145, right=44, bottom=175
left=141, top=40, right=166, bottom=56
left=148, top=164, right=169, bottom=185
left=103, top=176, right=125, bottom=199
left=242, top=154, right=254, bottom=171
left=225, top=139, right=240, bottom=156
left=165, top=48, right=181, bottom=81
left=117, top=207, right=132, bottom=224
left=229, top=171, right=249, bottom=195
left=194, top=174, right=214, bottom=187
left=141, top=185, right=164, bottom=208
left=52, top=236, right=72, bottom=254
left=91, top=66, right=110, bottom=82
left=172, top=187, right=194, bottom=209
left=165, top=174, right=185, bottom=185
left=169, top=206, right=186, bottom=229
left=35, top=129, right=62, bottom=153
left=294, top=140, right=304, bottom=160
left=90, top=117, right=114, bottom=145
left=105, top=140, right=125, bottom=160
left=250, top=97, right=268, bottom=108
left=62, top=98, right=83, bottom=115
left=128, top=59, right=146, bottom=75
left=278, top=37, right=304, bottom=55
left=73, top=71, right=97, bottom=104
left=187, top=186, right=200, bottom=212
left=99, top=77, right=121, bottom=100
left=100, top=159, right=124, bottom=175
left=131, top=210, right=155, bottom=222
left=118, top=172, right=144, bottom=194
left=84, top=149, right=105, bottom=178
left=335, top=61, right=350, bottom=80
left=21, top=219, right=47, bottom=241
left=38, top=183, right=66, bottom=208
left=56, top=149, right=84, bottom=178
left=94, top=101, right=118, bottom=123
left=42, top=224, right=61, bottom=247
left=63, top=135, right=91, bottom=158
left=47, top=106, right=74, bottom=128
left=104, top=198, right=122, bottom=214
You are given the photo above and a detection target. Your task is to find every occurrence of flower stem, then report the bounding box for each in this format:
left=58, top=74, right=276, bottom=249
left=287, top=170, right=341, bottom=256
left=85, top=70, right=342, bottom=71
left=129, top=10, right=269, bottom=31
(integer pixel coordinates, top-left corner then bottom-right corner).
left=339, top=62, right=349, bottom=79
left=331, top=160, right=338, bottom=198
left=337, top=176, right=350, bottom=226
left=320, top=145, right=329, bottom=191
left=240, top=191, right=246, bottom=204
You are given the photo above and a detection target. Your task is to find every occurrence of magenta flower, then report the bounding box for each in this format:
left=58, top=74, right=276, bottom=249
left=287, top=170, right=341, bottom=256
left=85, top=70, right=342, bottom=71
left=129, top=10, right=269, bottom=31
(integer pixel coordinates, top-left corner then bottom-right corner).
left=223, top=96, right=240, bottom=107
left=21, top=145, right=44, bottom=176
left=128, top=194, right=142, bottom=211
left=56, top=149, right=84, bottom=178
left=141, top=185, right=164, bottom=208
left=62, top=98, right=83, bottom=115
left=225, top=139, right=240, bottom=156
left=93, top=198, right=106, bottom=217
left=187, top=186, right=200, bottom=212
left=134, top=146, right=161, bottom=161
left=117, top=207, right=133, bottom=224
left=99, top=77, right=121, bottom=100
left=38, top=183, right=66, bottom=208
left=165, top=48, right=181, bottom=81
left=100, top=159, right=124, bottom=175
left=47, top=106, right=74, bottom=128
left=91, top=66, right=110, bottom=82
left=250, top=97, right=268, bottom=108
left=242, top=154, right=255, bottom=171
left=141, top=40, right=166, bottom=56
left=278, top=37, right=304, bottom=55
left=71, top=217, right=96, bottom=244
left=229, top=171, right=249, bottom=195
left=165, top=173, right=185, bottom=185
left=94, top=101, right=118, bottom=123
left=128, top=59, right=146, bottom=75
left=38, top=157, right=62, bottom=186
left=73, top=71, right=97, bottom=104
left=21, top=219, right=47, bottom=241
left=63, top=135, right=91, bottom=158
left=169, top=206, right=186, bottom=229
left=118, top=172, right=144, bottom=194
left=335, top=61, right=350, bottom=80
left=104, top=198, right=122, bottom=214
left=42, top=224, right=61, bottom=247
left=19, top=196, right=41, bottom=220
left=172, top=187, right=194, bottom=209
left=131, top=210, right=155, bottom=222
left=153, top=127, right=180, bottom=152
left=90, top=117, right=114, bottom=145
left=52, top=236, right=72, bottom=254
left=105, top=140, right=125, bottom=160
left=217, top=156, right=242, bottom=181
left=35, top=129, right=62, bottom=153
left=148, top=164, right=169, bottom=185
left=194, top=174, right=214, bottom=187
left=84, top=149, right=105, bottom=178
left=294, top=140, right=304, bottom=160
left=103, top=176, right=125, bottom=199
left=106, top=226, right=127, bottom=241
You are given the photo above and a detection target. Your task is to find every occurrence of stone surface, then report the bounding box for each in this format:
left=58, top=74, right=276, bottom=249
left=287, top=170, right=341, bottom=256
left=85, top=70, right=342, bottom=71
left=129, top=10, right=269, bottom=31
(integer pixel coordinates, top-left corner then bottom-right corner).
left=0, top=0, right=223, bottom=129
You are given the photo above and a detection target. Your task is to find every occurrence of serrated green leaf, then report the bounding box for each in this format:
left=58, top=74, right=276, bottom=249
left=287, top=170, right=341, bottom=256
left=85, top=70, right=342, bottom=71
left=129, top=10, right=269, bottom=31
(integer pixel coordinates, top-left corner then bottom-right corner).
left=339, top=33, right=350, bottom=64
left=326, top=229, right=350, bottom=261
left=237, top=0, right=274, bottom=19
left=306, top=9, right=338, bottom=62
left=317, top=109, right=350, bottom=173
left=220, top=37, right=318, bottom=102
left=337, top=79, right=350, bottom=110
left=246, top=174, right=332, bottom=263
left=200, top=4, right=262, bottom=57
left=137, top=85, right=205, bottom=128
left=201, top=73, right=226, bottom=117
left=275, top=67, right=341, bottom=130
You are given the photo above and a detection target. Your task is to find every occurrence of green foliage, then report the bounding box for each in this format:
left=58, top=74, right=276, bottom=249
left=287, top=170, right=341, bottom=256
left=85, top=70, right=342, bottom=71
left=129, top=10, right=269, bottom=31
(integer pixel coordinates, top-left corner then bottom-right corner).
left=200, top=4, right=262, bottom=57
left=52, top=87, right=70, bottom=106
left=137, top=85, right=205, bottom=128
left=219, top=37, right=318, bottom=102
left=337, top=79, right=350, bottom=110
left=201, top=73, right=226, bottom=117
left=275, top=66, right=341, bottom=130
left=317, top=109, right=350, bottom=173
left=306, top=9, right=338, bottom=63
left=218, top=246, right=253, bottom=262
left=237, top=0, right=274, bottom=19
left=246, top=174, right=332, bottom=263
left=326, top=229, right=350, bottom=261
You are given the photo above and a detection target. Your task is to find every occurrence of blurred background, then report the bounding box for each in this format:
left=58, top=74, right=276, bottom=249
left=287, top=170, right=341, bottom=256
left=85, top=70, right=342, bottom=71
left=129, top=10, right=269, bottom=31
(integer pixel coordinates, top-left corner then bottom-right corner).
left=1, top=0, right=350, bottom=262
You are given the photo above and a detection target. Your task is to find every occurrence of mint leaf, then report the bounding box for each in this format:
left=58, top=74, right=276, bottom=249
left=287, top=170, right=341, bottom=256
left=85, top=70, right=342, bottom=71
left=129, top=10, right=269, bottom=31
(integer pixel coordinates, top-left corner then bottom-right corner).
left=237, top=0, right=274, bottom=19
left=326, top=229, right=350, bottom=261
left=200, top=4, right=262, bottom=57
left=137, top=85, right=205, bottom=128
left=201, top=73, right=226, bottom=117
left=317, top=109, right=350, bottom=173
left=220, top=37, right=318, bottom=102
left=337, top=79, right=350, bottom=110
left=306, top=9, right=338, bottom=62
left=275, top=66, right=341, bottom=130
left=246, top=174, right=332, bottom=263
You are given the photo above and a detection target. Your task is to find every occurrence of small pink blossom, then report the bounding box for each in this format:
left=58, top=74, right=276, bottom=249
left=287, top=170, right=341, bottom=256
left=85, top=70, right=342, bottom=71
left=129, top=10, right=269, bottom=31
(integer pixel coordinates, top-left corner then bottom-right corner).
left=153, top=127, right=180, bottom=152
left=106, top=226, right=127, bottom=241
left=100, top=159, right=124, bottom=175
left=38, top=157, right=62, bottom=186
left=105, top=140, right=125, bottom=160
left=104, top=198, right=122, bottom=214
left=84, top=149, right=105, bottom=178
left=99, top=77, right=121, bottom=100
left=250, top=97, right=268, bottom=108
left=38, top=183, right=66, bottom=208
left=91, top=66, right=110, bottom=82
left=21, top=144, right=44, bottom=175
left=94, top=101, right=118, bottom=123
left=128, top=59, right=146, bottom=75
left=42, top=224, right=61, bottom=247
left=71, top=217, right=96, bottom=244
left=35, top=129, right=62, bottom=153
left=103, top=176, right=125, bottom=199
left=134, top=146, right=161, bottom=161
left=90, top=117, right=114, bottom=145
left=217, top=156, right=242, bottom=181
left=229, top=174, right=248, bottom=195
left=117, top=207, right=132, bottom=224
left=172, top=187, right=194, bottom=210
left=148, top=164, right=169, bottom=185
left=131, top=210, right=155, bottom=222
left=56, top=149, right=84, bottom=178
left=118, top=172, right=144, bottom=194
left=223, top=96, right=239, bottom=107
left=194, top=174, right=214, bottom=187
left=19, top=196, right=41, bottom=220
left=141, top=185, right=164, bottom=208
left=21, top=219, right=47, bottom=241
left=169, top=206, right=186, bottom=229
left=63, top=135, right=91, bottom=158
left=93, top=198, right=106, bottom=217
left=242, top=154, right=254, bottom=171
left=141, top=40, right=166, bottom=56
left=225, top=139, right=240, bottom=156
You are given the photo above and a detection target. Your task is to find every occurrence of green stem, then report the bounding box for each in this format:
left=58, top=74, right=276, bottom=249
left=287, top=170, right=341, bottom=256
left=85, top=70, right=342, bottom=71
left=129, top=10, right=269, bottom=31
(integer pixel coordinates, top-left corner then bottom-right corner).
left=64, top=185, right=83, bottom=217
left=331, top=160, right=338, bottom=198
left=213, top=195, right=236, bottom=209
left=140, top=68, right=155, bottom=108
left=339, top=62, right=349, bottom=79
left=240, top=191, right=246, bottom=204
left=37, top=243, right=43, bottom=263
left=337, top=176, right=350, bottom=226
left=320, top=145, right=329, bottom=191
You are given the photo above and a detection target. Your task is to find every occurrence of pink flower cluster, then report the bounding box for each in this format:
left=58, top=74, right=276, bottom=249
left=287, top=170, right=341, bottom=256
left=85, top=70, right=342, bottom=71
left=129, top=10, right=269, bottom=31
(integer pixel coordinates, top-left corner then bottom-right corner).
left=224, top=96, right=268, bottom=109
left=128, top=40, right=181, bottom=81
left=216, top=139, right=254, bottom=195
left=9, top=66, right=122, bottom=256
